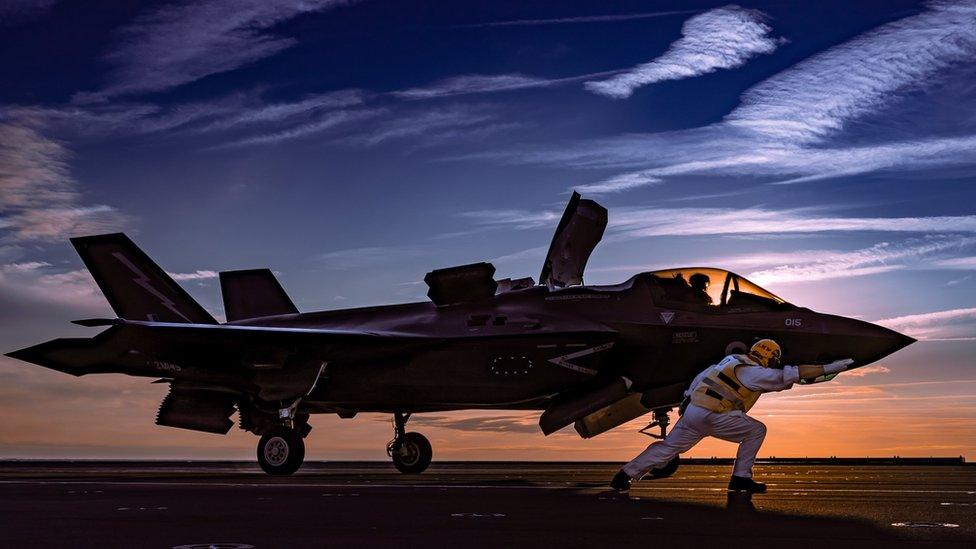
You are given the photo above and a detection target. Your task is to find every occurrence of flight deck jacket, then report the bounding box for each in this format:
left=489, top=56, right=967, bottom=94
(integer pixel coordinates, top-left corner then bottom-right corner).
left=689, top=354, right=761, bottom=413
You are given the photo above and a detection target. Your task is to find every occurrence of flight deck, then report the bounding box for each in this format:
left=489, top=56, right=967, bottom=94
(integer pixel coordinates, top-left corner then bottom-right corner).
left=0, top=461, right=972, bottom=548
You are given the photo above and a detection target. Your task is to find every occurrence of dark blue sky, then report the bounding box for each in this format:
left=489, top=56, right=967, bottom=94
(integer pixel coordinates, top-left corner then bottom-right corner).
left=1, top=0, right=974, bottom=458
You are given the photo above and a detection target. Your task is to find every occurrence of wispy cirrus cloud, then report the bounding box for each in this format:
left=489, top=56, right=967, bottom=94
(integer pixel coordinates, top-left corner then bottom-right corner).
left=391, top=70, right=624, bottom=100
left=75, top=0, right=356, bottom=101
left=464, top=204, right=976, bottom=237
left=12, top=88, right=369, bottom=147
left=0, top=114, right=127, bottom=242
left=168, top=270, right=218, bottom=281
left=0, top=264, right=105, bottom=312
left=746, top=236, right=976, bottom=285
left=493, top=1, right=976, bottom=193
left=585, top=5, right=782, bottom=99
left=214, top=107, right=385, bottom=149
left=875, top=307, right=976, bottom=341
left=933, top=256, right=976, bottom=269
left=393, top=74, right=560, bottom=100
left=345, top=104, right=515, bottom=148
left=727, top=0, right=976, bottom=145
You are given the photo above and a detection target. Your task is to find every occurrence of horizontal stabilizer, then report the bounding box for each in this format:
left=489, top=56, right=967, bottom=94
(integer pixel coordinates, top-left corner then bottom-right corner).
left=4, top=328, right=129, bottom=376
left=71, top=233, right=216, bottom=324
left=220, top=269, right=298, bottom=322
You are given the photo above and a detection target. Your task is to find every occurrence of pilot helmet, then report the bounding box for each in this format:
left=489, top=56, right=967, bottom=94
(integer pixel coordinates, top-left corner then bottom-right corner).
left=748, top=339, right=782, bottom=369
left=689, top=273, right=710, bottom=290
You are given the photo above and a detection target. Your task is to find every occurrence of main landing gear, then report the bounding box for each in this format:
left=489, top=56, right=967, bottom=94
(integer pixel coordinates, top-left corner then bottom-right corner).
left=638, top=407, right=680, bottom=479
left=254, top=400, right=308, bottom=476
left=386, top=412, right=432, bottom=474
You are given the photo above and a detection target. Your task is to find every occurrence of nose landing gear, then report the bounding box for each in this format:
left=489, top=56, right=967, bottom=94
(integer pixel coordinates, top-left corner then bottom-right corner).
left=386, top=412, right=432, bottom=474
left=638, top=407, right=680, bottom=479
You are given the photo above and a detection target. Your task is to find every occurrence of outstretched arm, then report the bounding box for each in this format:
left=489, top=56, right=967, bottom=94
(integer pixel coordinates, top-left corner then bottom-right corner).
left=796, top=359, right=854, bottom=380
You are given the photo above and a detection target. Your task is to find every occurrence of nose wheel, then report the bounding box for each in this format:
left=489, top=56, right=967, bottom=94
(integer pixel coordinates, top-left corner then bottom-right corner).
left=386, top=412, right=432, bottom=474
left=257, top=426, right=305, bottom=476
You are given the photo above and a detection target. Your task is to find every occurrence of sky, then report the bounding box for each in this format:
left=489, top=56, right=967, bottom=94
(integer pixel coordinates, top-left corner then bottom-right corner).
left=1, top=0, right=975, bottom=461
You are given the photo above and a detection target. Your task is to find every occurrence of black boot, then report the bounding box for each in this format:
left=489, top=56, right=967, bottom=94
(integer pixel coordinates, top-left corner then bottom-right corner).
left=610, top=470, right=632, bottom=492
left=728, top=475, right=766, bottom=493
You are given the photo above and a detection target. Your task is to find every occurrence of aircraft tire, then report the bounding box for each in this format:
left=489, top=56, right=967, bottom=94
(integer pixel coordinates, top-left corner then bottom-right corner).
left=257, top=426, right=305, bottom=476
left=391, top=432, right=432, bottom=474
left=648, top=456, right=680, bottom=479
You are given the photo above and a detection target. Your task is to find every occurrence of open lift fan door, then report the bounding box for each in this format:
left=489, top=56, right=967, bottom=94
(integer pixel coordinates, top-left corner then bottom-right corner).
left=540, top=191, right=608, bottom=288
left=156, top=386, right=237, bottom=434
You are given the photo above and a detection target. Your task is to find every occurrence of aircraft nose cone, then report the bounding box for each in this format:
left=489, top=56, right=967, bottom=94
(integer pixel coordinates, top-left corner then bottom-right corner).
left=850, top=321, right=916, bottom=367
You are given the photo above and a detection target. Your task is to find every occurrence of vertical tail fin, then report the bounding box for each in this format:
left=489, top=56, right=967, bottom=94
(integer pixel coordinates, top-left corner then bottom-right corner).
left=219, top=268, right=298, bottom=322
left=71, top=233, right=217, bottom=324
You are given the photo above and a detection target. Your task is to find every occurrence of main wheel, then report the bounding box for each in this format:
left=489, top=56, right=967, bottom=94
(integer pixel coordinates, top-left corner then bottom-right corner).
left=257, top=426, right=305, bottom=476
left=391, top=432, right=432, bottom=474
left=648, top=456, right=680, bottom=479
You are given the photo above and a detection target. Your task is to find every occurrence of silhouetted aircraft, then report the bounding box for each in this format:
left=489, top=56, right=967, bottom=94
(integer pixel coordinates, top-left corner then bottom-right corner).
left=7, top=193, right=915, bottom=475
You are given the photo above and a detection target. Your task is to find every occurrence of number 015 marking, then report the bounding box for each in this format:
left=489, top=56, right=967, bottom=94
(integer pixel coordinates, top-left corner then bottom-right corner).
left=785, top=318, right=802, bottom=327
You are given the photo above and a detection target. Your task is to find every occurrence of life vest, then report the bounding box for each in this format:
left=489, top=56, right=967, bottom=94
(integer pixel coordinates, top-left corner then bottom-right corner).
left=689, top=354, right=761, bottom=413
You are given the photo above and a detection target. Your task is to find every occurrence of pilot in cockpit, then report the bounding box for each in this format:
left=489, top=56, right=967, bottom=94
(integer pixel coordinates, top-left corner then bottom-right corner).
left=689, top=273, right=713, bottom=305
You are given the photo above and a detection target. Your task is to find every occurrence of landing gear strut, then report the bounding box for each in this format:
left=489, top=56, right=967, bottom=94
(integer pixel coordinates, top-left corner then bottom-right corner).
left=638, top=407, right=680, bottom=479
left=386, top=412, right=432, bottom=474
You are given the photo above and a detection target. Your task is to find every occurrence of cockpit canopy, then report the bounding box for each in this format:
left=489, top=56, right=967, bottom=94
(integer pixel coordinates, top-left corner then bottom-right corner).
left=646, top=268, right=790, bottom=312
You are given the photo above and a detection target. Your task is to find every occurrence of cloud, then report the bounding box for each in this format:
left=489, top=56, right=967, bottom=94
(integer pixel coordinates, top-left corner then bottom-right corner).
left=168, top=270, right=218, bottom=281
left=842, top=365, right=891, bottom=378
left=727, top=0, right=976, bottom=145
left=585, top=5, right=782, bottom=99
left=393, top=74, right=560, bottom=100
left=875, top=307, right=976, bottom=341
left=465, top=203, right=976, bottom=238
left=75, top=0, right=355, bottom=100
left=491, top=2, right=976, bottom=193
left=194, top=89, right=365, bottom=132
left=345, top=104, right=514, bottom=148
left=609, top=207, right=976, bottom=238
left=463, top=10, right=699, bottom=28
left=390, top=70, right=625, bottom=100
left=0, top=266, right=106, bottom=313
left=214, top=107, right=385, bottom=148
left=0, top=114, right=127, bottom=242
left=11, top=88, right=368, bottom=146
left=574, top=173, right=662, bottom=194
left=745, top=236, right=976, bottom=285
left=934, top=256, right=976, bottom=269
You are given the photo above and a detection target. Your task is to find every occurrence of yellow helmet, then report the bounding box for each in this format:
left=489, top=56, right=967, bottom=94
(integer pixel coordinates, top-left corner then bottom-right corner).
left=748, top=339, right=782, bottom=368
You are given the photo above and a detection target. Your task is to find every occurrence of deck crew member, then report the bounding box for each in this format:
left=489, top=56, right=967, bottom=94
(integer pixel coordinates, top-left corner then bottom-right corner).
left=611, top=339, right=853, bottom=493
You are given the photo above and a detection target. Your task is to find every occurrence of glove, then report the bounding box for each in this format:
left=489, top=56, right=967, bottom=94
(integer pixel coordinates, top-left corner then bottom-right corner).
left=823, top=358, right=854, bottom=374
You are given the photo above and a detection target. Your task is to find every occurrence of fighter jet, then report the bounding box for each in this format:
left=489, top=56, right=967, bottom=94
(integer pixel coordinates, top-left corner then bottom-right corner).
left=7, top=193, right=915, bottom=476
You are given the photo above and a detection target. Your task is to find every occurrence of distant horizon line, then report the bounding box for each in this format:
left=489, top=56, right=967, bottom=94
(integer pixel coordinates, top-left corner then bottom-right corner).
left=0, top=456, right=967, bottom=465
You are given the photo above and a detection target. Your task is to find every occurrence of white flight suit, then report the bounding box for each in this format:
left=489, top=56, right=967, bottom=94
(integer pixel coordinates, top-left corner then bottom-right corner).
left=622, top=359, right=799, bottom=479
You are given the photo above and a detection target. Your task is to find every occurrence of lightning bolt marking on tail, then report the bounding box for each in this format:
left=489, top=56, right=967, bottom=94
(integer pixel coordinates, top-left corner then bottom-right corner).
left=112, top=252, right=192, bottom=322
